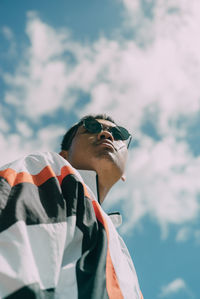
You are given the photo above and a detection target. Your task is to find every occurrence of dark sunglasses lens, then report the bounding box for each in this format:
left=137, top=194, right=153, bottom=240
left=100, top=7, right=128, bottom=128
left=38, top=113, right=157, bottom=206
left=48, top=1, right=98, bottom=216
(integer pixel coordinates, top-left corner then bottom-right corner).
left=112, top=126, right=130, bottom=140
left=84, top=118, right=102, bottom=133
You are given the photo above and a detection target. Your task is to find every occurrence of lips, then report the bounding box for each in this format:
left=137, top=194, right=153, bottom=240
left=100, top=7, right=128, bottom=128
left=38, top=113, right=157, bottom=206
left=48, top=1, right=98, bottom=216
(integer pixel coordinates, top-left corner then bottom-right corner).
left=96, top=139, right=116, bottom=151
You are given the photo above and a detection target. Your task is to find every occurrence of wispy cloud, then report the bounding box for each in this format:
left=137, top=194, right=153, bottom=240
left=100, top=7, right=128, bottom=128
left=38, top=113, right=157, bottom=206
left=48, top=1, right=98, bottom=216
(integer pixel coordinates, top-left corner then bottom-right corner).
left=1, top=26, right=17, bottom=57
left=176, top=227, right=191, bottom=242
left=3, top=12, right=71, bottom=118
left=176, top=226, right=200, bottom=244
left=159, top=278, right=186, bottom=297
left=2, top=26, right=14, bottom=40
left=159, top=278, right=194, bottom=298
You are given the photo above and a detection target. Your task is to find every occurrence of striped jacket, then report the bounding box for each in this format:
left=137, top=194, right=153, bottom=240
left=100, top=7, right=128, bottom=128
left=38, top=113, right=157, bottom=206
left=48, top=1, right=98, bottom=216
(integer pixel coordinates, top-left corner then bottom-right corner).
left=0, top=151, right=143, bottom=299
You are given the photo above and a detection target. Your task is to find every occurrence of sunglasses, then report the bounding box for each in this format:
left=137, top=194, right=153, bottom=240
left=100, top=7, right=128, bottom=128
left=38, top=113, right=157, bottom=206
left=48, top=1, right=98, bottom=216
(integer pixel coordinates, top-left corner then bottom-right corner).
left=81, top=117, right=132, bottom=148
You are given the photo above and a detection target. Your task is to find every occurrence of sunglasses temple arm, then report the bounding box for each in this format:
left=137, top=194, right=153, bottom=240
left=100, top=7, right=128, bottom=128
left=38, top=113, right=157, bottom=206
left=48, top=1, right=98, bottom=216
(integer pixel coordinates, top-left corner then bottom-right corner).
left=127, top=135, right=132, bottom=149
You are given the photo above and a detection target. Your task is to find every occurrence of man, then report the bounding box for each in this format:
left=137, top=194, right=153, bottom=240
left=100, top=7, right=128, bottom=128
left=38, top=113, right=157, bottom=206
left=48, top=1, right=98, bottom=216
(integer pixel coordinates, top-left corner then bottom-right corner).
left=0, top=114, right=143, bottom=298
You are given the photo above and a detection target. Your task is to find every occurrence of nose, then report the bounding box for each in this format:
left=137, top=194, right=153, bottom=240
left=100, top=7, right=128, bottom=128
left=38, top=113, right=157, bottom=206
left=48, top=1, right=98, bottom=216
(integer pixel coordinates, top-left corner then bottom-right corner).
left=97, top=129, right=114, bottom=142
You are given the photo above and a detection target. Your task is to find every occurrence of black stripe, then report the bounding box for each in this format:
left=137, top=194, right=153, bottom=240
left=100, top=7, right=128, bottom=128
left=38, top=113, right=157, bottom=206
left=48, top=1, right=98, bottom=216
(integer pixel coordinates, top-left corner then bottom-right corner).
left=0, top=177, right=11, bottom=213
left=76, top=220, right=109, bottom=299
left=0, top=177, right=66, bottom=232
left=61, top=174, right=80, bottom=217
left=4, top=284, right=54, bottom=299
left=61, top=176, right=108, bottom=299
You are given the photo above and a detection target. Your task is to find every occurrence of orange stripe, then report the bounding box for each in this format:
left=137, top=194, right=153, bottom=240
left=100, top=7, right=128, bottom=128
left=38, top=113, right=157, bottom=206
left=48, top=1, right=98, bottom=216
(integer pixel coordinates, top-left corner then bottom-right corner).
left=0, top=165, right=92, bottom=199
left=56, top=165, right=75, bottom=185
left=57, top=166, right=91, bottom=198
left=0, top=165, right=75, bottom=187
left=0, top=167, right=55, bottom=187
left=92, top=201, right=123, bottom=299
left=140, top=291, right=144, bottom=299
left=82, top=183, right=91, bottom=199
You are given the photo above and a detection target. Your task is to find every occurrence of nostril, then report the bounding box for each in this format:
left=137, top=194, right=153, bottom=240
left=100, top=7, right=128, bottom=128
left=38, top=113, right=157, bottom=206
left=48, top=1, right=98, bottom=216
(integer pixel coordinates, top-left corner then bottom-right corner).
left=100, top=134, right=112, bottom=141
left=100, top=134, right=105, bottom=139
left=99, top=130, right=114, bottom=141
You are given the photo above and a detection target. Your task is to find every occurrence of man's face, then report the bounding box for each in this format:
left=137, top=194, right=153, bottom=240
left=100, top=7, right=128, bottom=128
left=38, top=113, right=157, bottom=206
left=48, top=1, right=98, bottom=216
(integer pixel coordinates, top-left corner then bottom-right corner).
left=65, top=119, right=128, bottom=180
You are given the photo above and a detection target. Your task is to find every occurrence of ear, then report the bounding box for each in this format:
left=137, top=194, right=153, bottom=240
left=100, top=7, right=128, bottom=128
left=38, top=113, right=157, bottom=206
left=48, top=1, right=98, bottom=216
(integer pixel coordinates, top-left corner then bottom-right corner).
left=121, top=174, right=126, bottom=182
left=59, top=150, right=69, bottom=160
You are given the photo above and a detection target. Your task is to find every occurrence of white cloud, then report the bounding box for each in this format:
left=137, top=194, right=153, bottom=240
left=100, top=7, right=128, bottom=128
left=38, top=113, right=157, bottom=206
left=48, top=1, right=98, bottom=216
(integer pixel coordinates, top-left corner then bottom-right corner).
left=0, top=133, right=31, bottom=167
left=176, top=227, right=200, bottom=244
left=3, top=12, right=73, bottom=119
left=0, top=125, right=65, bottom=167
left=35, top=125, right=65, bottom=152
left=2, top=26, right=14, bottom=40
left=4, top=5, right=200, bottom=124
left=176, top=227, right=191, bottom=242
left=16, top=121, right=33, bottom=138
left=159, top=278, right=187, bottom=297
left=26, top=11, right=68, bottom=63
left=0, top=117, right=10, bottom=133
left=1, top=26, right=16, bottom=57
left=112, top=137, right=200, bottom=237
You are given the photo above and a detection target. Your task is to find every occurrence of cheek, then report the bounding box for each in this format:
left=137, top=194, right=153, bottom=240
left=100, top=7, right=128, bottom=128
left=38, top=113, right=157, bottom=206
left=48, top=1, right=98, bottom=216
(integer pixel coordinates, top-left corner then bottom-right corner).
left=117, top=146, right=128, bottom=170
left=68, top=138, right=82, bottom=161
left=115, top=140, right=127, bottom=151
left=69, top=136, right=90, bottom=160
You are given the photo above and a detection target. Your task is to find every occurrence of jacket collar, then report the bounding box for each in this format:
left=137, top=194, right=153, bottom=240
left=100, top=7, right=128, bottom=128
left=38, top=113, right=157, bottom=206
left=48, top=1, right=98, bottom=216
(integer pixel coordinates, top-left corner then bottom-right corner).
left=77, top=169, right=122, bottom=228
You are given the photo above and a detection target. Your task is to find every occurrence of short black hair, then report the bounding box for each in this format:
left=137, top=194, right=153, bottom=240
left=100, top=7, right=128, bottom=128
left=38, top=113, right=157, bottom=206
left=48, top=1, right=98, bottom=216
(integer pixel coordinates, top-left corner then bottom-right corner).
left=61, top=114, right=116, bottom=150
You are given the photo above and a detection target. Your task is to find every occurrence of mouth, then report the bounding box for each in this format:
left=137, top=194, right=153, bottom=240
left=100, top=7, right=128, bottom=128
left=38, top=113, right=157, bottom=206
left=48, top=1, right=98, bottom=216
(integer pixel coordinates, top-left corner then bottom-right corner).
left=96, top=140, right=116, bottom=151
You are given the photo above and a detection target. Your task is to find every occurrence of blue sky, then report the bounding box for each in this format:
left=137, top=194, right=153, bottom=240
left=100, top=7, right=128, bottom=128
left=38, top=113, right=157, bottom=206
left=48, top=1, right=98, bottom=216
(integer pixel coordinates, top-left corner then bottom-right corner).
left=1, top=0, right=200, bottom=298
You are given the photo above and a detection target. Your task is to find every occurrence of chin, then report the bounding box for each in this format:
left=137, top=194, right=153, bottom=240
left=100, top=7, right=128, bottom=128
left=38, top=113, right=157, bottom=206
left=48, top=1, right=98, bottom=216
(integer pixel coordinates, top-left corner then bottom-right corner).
left=97, top=156, right=122, bottom=173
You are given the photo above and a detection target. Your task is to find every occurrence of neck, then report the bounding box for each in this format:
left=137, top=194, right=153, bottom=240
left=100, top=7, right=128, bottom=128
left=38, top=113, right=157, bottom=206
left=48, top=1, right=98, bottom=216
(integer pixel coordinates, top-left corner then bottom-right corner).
left=98, top=179, right=111, bottom=204
left=95, top=166, right=120, bottom=204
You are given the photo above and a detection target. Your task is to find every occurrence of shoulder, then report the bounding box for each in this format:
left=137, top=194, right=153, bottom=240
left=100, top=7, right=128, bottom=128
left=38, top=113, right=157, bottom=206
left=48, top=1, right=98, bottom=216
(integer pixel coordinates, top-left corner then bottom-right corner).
left=0, top=151, right=86, bottom=191
left=0, top=151, right=75, bottom=176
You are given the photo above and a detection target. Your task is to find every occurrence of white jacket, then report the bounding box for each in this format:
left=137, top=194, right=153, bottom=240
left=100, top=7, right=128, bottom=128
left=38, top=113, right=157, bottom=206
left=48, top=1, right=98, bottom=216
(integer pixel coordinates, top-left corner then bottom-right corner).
left=0, top=151, right=143, bottom=299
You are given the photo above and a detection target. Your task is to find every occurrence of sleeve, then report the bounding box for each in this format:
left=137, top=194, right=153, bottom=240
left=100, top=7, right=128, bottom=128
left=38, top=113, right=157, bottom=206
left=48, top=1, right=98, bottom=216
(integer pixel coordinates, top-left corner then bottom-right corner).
left=0, top=152, right=75, bottom=298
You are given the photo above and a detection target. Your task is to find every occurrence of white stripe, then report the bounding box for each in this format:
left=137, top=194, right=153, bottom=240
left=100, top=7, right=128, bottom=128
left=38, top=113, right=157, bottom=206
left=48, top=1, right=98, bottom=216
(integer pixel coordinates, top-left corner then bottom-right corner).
left=55, top=261, right=78, bottom=299
left=0, top=221, right=67, bottom=297
left=0, top=216, right=84, bottom=298
left=0, top=152, right=76, bottom=176
left=55, top=217, right=83, bottom=299
left=61, top=216, right=83, bottom=266
left=78, top=170, right=98, bottom=201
